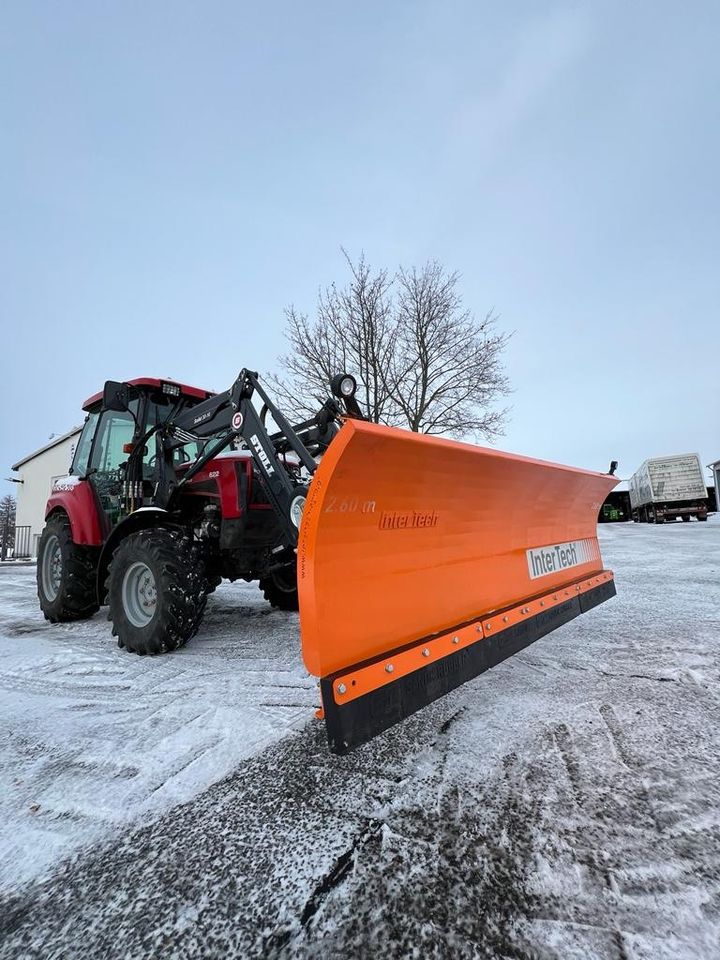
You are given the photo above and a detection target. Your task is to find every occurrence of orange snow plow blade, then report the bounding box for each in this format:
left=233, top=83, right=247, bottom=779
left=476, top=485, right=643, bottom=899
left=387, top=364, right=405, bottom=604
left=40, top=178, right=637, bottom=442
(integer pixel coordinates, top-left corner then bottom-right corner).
left=297, top=420, right=618, bottom=753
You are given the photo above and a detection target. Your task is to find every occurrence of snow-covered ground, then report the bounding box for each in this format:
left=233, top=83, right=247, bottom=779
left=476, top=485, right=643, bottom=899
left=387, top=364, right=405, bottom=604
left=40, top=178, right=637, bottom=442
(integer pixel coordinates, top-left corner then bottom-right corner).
left=0, top=569, right=316, bottom=890
left=1, top=520, right=719, bottom=959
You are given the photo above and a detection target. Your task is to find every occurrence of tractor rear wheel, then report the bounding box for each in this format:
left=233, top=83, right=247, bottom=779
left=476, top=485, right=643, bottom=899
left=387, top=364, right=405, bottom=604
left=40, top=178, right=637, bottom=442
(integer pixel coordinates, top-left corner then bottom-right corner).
left=37, top=514, right=99, bottom=622
left=259, top=564, right=299, bottom=611
left=107, top=528, right=207, bottom=655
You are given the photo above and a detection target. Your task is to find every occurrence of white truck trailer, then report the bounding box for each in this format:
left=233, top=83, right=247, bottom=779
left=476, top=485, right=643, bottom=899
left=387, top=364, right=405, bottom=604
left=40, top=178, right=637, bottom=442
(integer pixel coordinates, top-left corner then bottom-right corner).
left=629, top=454, right=708, bottom=523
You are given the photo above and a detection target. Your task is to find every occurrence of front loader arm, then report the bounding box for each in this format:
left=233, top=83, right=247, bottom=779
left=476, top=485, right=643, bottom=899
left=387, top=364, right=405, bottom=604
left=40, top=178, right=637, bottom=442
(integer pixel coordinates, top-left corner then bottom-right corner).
left=154, top=370, right=350, bottom=548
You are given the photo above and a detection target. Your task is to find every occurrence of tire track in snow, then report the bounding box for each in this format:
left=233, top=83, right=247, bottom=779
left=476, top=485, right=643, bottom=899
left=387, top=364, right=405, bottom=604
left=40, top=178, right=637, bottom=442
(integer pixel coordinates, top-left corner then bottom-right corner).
left=0, top=572, right=318, bottom=892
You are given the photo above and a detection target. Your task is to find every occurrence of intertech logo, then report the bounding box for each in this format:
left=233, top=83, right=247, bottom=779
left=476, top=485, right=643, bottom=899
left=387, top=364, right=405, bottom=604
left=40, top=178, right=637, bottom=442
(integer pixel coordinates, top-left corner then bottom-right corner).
left=379, top=510, right=439, bottom=531
left=526, top=539, right=598, bottom=579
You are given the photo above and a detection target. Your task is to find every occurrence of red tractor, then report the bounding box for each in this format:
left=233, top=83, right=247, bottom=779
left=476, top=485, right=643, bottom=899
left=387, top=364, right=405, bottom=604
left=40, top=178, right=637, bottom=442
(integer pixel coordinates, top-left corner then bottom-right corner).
left=37, top=370, right=361, bottom=655
left=37, top=367, right=618, bottom=754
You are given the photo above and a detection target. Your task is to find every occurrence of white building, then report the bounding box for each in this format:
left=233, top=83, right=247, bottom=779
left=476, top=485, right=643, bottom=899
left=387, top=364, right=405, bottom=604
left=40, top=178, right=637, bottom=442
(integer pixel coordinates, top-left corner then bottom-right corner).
left=11, top=427, right=82, bottom=558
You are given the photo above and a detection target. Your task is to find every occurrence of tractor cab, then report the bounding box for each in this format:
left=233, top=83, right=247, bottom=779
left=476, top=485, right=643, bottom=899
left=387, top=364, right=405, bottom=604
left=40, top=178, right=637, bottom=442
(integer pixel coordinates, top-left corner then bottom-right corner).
left=71, top=378, right=214, bottom=533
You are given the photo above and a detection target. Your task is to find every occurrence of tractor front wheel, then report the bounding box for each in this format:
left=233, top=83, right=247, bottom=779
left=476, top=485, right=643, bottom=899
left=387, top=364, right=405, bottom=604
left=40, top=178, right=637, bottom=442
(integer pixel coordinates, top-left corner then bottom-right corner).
left=37, top=514, right=99, bottom=622
left=107, top=528, right=207, bottom=655
left=259, top=564, right=299, bottom=611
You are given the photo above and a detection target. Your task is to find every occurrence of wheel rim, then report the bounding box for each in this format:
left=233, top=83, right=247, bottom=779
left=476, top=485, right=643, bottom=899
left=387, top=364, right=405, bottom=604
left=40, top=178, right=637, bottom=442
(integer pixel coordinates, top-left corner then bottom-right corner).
left=41, top=534, right=62, bottom=602
left=122, top=562, right=158, bottom=628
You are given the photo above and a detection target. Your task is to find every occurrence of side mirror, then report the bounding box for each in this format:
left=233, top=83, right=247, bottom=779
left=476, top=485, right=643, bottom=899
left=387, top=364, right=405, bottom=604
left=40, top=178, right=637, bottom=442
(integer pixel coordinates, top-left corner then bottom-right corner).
left=103, top=381, right=131, bottom=412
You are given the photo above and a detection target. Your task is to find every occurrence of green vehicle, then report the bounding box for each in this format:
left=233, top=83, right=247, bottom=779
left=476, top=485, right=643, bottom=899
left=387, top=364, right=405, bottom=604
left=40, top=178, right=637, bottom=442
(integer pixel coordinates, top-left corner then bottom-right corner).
left=601, top=503, right=623, bottom=522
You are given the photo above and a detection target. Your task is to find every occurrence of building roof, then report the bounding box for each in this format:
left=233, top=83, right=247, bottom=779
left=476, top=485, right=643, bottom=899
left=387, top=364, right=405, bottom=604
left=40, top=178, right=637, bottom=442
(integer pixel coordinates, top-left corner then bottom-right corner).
left=11, top=426, right=83, bottom=471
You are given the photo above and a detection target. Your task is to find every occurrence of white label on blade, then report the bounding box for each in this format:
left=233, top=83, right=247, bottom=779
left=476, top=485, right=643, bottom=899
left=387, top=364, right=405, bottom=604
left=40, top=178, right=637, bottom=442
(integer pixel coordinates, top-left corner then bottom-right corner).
left=526, top=539, right=597, bottom=580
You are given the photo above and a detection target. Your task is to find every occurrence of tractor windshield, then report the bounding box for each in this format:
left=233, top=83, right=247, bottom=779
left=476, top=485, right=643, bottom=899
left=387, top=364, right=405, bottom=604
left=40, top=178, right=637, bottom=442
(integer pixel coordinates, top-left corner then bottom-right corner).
left=144, top=394, right=225, bottom=467
left=144, top=396, right=209, bottom=466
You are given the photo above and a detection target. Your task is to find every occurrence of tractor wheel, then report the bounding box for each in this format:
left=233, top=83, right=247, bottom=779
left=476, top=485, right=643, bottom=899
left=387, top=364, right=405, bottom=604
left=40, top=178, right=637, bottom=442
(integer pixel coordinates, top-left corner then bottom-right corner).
left=205, top=573, right=223, bottom=595
left=259, top=564, right=299, bottom=611
left=37, top=514, right=99, bottom=622
left=107, top=528, right=207, bottom=655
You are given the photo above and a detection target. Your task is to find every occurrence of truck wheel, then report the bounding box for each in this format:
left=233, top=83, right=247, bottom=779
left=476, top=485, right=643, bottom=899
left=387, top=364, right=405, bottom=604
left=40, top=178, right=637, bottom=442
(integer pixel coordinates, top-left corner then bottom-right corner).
left=698, top=515, right=708, bottom=522
left=259, top=565, right=299, bottom=611
left=37, top=514, right=99, bottom=622
left=107, top=528, right=207, bottom=655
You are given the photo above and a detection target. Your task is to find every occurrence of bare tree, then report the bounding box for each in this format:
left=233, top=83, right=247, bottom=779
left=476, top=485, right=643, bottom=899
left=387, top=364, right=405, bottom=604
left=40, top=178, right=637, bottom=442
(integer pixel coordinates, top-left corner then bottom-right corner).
left=268, top=252, right=399, bottom=425
left=390, top=262, right=510, bottom=438
left=269, top=253, right=511, bottom=440
left=0, top=495, right=16, bottom=561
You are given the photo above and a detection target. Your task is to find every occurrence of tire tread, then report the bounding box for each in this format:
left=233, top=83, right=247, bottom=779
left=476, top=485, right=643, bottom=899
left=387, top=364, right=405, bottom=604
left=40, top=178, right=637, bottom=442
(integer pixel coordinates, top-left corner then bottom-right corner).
left=106, top=528, right=207, bottom=655
left=37, top=514, right=99, bottom=622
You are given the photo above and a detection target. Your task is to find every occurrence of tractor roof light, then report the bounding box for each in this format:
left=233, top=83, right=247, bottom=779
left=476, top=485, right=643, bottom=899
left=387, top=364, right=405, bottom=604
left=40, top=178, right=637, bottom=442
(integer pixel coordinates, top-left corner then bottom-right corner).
left=162, top=382, right=181, bottom=397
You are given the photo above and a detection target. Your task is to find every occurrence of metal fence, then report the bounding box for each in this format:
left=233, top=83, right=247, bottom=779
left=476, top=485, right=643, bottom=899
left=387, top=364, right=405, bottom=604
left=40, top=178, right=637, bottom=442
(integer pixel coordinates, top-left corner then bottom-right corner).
left=12, top=525, right=32, bottom=559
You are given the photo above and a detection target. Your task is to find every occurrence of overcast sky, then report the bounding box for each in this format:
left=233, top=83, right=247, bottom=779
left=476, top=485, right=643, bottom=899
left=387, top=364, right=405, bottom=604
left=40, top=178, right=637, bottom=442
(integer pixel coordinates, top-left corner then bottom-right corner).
left=2, top=1, right=718, bottom=495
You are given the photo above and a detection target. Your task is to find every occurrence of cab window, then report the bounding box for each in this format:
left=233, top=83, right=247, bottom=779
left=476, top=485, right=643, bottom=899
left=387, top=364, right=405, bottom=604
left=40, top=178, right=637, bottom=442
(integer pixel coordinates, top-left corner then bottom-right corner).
left=89, top=403, right=139, bottom=475
left=71, top=411, right=100, bottom=477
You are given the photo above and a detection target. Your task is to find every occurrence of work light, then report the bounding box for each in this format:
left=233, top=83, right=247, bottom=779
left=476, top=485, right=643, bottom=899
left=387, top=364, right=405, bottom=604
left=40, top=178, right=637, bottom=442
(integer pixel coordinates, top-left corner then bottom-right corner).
left=330, top=373, right=357, bottom=399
